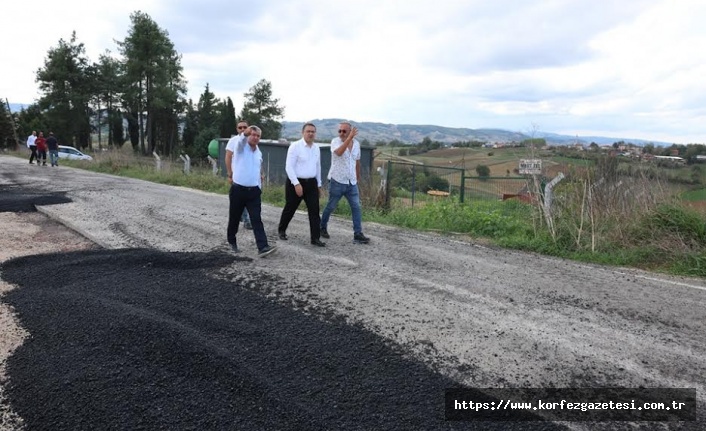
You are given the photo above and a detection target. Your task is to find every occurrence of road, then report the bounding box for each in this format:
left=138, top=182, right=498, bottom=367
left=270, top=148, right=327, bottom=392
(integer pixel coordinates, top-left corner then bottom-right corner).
left=1, top=155, right=704, bottom=430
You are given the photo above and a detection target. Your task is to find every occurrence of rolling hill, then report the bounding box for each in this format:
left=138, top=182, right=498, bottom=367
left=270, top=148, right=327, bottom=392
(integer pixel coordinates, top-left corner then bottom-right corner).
left=282, top=119, right=671, bottom=147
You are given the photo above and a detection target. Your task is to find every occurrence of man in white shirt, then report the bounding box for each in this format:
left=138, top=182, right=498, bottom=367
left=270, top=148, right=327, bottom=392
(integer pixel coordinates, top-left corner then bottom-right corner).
left=277, top=122, right=325, bottom=247
left=320, top=122, right=370, bottom=244
left=27, top=131, right=37, bottom=164
left=225, top=125, right=276, bottom=257
left=235, top=121, right=252, bottom=230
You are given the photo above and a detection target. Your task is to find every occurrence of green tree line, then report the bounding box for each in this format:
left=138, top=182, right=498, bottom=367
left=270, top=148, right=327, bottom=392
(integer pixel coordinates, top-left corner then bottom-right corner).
left=4, top=11, right=283, bottom=159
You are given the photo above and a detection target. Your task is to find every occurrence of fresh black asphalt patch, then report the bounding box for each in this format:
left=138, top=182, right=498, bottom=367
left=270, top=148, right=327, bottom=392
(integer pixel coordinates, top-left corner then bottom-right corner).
left=0, top=184, right=72, bottom=213
left=0, top=249, right=563, bottom=430
left=0, top=178, right=561, bottom=429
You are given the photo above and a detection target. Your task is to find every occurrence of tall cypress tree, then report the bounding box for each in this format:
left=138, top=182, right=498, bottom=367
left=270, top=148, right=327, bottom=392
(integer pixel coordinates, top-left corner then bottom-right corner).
left=0, top=100, right=16, bottom=149
left=220, top=97, right=237, bottom=138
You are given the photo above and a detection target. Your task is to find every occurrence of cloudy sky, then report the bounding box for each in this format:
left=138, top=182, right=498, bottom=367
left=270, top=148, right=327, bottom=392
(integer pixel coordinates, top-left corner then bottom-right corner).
left=3, top=0, right=705, bottom=143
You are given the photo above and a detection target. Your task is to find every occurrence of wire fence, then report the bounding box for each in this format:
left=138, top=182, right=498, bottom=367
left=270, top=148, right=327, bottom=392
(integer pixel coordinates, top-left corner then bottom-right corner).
left=380, top=161, right=539, bottom=218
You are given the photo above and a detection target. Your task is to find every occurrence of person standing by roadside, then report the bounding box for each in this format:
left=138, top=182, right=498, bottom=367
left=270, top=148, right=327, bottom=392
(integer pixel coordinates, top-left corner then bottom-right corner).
left=27, top=131, right=37, bottom=164
left=320, top=122, right=370, bottom=244
left=235, top=121, right=252, bottom=230
left=35, top=132, right=47, bottom=166
left=46, top=132, right=59, bottom=167
left=225, top=125, right=276, bottom=257
left=278, top=123, right=325, bottom=247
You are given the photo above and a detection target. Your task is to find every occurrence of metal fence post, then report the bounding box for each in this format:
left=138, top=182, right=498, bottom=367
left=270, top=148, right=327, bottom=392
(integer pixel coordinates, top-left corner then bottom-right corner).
left=411, top=164, right=416, bottom=208
left=207, top=156, right=218, bottom=175
left=384, top=160, right=392, bottom=209
left=180, top=154, right=191, bottom=174
left=460, top=170, right=466, bottom=203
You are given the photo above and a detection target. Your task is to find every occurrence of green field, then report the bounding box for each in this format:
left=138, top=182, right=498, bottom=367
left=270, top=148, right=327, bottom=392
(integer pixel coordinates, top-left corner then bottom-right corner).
left=682, top=188, right=706, bottom=201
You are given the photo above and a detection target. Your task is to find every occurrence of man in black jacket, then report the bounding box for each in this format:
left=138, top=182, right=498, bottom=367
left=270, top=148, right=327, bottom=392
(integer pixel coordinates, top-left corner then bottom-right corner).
left=46, top=132, right=59, bottom=167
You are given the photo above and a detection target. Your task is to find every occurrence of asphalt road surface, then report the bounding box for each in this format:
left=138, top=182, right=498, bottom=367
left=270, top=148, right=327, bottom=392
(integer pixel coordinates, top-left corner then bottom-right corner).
left=1, top=155, right=704, bottom=430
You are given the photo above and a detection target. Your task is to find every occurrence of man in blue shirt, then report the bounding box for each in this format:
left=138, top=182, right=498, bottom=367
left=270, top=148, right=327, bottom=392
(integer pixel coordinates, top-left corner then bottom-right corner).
left=225, top=125, right=276, bottom=257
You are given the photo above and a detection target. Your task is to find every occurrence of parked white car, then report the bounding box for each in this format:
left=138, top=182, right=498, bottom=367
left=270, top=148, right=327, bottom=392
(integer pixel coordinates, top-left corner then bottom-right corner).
left=57, top=145, right=93, bottom=161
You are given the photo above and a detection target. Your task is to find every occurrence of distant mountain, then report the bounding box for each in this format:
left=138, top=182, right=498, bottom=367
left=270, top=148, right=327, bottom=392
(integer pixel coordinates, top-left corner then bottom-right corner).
left=282, top=119, right=671, bottom=147
left=4, top=104, right=671, bottom=147
left=534, top=131, right=670, bottom=147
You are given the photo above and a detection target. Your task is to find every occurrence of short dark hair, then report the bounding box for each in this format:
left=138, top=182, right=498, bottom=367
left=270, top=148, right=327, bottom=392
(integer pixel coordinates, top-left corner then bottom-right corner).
left=302, top=122, right=316, bottom=132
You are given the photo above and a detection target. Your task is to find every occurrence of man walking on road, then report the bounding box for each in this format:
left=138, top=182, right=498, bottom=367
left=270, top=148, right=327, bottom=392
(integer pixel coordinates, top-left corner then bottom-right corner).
left=27, top=131, right=37, bottom=164
left=35, top=132, right=47, bottom=166
left=320, top=122, right=370, bottom=244
left=225, top=125, right=276, bottom=257
left=46, top=132, right=59, bottom=167
left=235, top=121, right=253, bottom=230
left=278, top=123, right=325, bottom=247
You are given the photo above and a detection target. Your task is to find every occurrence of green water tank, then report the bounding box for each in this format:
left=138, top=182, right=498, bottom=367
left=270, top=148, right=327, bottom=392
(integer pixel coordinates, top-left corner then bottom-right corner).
left=208, top=139, right=219, bottom=159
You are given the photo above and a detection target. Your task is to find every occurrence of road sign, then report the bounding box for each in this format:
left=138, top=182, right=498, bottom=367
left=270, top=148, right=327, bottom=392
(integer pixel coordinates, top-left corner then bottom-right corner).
left=519, top=159, right=542, bottom=175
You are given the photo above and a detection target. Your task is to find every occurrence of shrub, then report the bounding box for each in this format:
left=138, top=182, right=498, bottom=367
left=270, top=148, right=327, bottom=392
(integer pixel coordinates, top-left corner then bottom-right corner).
left=475, top=164, right=490, bottom=178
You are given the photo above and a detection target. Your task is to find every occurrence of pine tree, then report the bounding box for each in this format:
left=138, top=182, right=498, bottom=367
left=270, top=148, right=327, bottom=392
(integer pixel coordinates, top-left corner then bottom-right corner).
left=36, top=32, right=94, bottom=149
left=95, top=51, right=123, bottom=148
left=118, top=11, right=186, bottom=155
left=239, top=79, right=284, bottom=140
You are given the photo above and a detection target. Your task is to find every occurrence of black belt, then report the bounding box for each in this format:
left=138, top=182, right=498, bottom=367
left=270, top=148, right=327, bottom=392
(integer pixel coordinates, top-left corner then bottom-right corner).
left=234, top=183, right=259, bottom=191
left=297, top=177, right=316, bottom=182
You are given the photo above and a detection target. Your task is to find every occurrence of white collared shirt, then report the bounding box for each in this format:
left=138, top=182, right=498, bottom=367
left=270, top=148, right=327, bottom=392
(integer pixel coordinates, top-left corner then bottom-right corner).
left=226, top=134, right=262, bottom=187
left=27, top=134, right=36, bottom=148
left=285, top=138, right=321, bottom=187
left=328, top=137, right=360, bottom=185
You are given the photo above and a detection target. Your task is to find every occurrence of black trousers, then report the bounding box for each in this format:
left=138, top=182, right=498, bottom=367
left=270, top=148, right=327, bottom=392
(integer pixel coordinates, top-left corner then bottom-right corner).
left=29, top=146, right=37, bottom=163
left=278, top=178, right=321, bottom=240
left=227, top=184, right=268, bottom=251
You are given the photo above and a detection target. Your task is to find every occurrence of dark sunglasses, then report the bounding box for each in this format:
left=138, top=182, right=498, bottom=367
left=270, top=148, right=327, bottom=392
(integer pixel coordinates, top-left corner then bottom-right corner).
left=338, top=129, right=349, bottom=134
left=237, top=126, right=247, bottom=129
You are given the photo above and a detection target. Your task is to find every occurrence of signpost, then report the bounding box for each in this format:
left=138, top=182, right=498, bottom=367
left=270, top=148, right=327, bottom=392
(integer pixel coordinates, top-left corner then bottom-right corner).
left=519, top=159, right=542, bottom=175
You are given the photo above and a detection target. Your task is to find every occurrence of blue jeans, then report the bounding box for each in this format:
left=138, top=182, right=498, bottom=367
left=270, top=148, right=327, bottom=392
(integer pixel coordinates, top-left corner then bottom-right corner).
left=321, top=179, right=362, bottom=235
left=49, top=150, right=59, bottom=166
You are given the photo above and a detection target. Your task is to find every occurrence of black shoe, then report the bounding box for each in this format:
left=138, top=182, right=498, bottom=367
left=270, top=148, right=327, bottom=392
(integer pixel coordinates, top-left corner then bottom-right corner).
left=229, top=243, right=240, bottom=253
left=278, top=231, right=288, bottom=240
left=42, top=163, right=47, bottom=166
left=258, top=245, right=277, bottom=257
left=311, top=239, right=326, bottom=247
left=354, top=233, right=370, bottom=244
left=320, top=228, right=330, bottom=239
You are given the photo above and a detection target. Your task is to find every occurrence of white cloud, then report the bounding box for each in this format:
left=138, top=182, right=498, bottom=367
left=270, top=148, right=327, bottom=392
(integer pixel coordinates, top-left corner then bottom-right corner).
left=2, top=0, right=705, bottom=144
